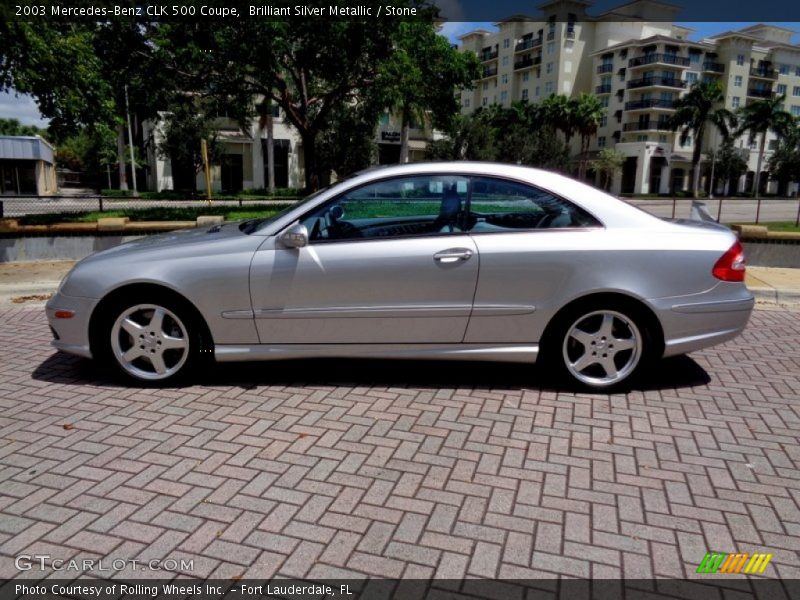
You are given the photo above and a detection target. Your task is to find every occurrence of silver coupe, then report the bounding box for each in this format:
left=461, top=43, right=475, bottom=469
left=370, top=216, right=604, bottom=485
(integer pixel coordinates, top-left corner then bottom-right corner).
left=46, top=162, right=754, bottom=390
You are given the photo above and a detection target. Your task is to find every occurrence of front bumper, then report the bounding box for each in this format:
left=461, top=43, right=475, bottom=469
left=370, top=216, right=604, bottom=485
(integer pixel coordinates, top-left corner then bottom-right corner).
left=45, top=292, right=99, bottom=359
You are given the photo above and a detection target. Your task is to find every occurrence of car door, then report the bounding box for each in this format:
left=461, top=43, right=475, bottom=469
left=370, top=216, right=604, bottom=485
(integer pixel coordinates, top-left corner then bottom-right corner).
left=249, top=174, right=480, bottom=344
left=463, top=176, right=604, bottom=344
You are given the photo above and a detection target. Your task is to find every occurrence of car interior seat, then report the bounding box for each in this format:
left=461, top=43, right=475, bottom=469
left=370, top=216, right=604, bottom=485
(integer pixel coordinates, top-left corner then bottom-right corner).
left=432, top=185, right=462, bottom=232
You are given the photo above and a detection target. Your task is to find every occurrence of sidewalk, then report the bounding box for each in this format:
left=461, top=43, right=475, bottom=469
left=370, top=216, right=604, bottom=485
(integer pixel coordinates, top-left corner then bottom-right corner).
left=0, top=260, right=798, bottom=306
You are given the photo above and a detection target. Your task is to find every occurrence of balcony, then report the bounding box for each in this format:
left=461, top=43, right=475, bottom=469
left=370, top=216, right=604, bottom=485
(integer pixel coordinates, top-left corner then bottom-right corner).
left=750, top=67, right=777, bottom=79
left=479, top=49, right=498, bottom=62
left=596, top=84, right=612, bottom=94
left=597, top=63, right=614, bottom=74
left=702, top=61, right=725, bottom=73
left=625, top=98, right=675, bottom=110
left=747, top=87, right=775, bottom=98
left=627, top=77, right=687, bottom=89
left=628, top=53, right=690, bottom=68
left=623, top=120, right=672, bottom=132
left=515, top=37, right=542, bottom=52
left=514, top=56, right=541, bottom=70
left=482, top=65, right=498, bottom=78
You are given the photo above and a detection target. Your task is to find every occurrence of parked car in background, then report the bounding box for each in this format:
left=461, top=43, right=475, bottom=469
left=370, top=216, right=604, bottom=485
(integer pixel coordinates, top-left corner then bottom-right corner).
left=46, top=162, right=753, bottom=390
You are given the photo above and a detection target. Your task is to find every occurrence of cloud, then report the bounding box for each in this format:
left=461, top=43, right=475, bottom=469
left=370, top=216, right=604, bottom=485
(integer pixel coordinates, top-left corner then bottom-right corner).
left=0, top=90, right=50, bottom=127
left=439, top=21, right=498, bottom=43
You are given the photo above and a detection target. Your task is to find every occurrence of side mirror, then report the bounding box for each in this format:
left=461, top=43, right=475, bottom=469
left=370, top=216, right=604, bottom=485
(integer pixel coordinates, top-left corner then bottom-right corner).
left=279, top=223, right=309, bottom=248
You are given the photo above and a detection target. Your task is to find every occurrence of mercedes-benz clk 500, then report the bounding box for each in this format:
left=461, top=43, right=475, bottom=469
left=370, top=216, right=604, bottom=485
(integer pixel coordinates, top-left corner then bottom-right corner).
left=46, top=163, right=754, bottom=390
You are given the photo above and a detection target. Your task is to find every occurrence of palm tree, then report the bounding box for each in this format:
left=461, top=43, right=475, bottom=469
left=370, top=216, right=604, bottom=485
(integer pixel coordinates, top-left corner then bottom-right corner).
left=669, top=81, right=735, bottom=198
left=541, top=94, right=577, bottom=143
left=736, top=93, right=794, bottom=200
left=572, top=93, right=605, bottom=179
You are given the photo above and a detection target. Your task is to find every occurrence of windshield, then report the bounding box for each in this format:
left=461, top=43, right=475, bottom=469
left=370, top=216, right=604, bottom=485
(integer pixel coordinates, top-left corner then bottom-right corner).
left=239, top=186, right=332, bottom=234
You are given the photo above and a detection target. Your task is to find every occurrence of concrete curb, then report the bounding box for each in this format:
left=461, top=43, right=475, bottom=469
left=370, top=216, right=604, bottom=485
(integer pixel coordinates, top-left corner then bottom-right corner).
left=748, top=286, right=800, bottom=307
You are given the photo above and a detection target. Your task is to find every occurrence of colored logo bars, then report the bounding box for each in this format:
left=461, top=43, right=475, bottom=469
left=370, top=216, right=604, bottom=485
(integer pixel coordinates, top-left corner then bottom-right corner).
left=697, top=552, right=773, bottom=574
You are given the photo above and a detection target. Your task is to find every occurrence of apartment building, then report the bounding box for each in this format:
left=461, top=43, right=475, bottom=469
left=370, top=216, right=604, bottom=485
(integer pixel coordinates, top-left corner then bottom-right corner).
left=458, top=1, right=800, bottom=195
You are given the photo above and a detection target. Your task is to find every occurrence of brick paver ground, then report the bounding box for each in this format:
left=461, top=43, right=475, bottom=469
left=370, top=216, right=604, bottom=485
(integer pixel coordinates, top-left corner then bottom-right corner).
left=1, top=305, right=799, bottom=581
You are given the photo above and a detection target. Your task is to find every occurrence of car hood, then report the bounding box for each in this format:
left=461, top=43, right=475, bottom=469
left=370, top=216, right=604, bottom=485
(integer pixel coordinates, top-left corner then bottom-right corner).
left=84, top=222, right=248, bottom=261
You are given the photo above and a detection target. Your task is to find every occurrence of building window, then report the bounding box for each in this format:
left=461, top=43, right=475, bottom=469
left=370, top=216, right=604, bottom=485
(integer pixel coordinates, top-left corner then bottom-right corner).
left=779, top=63, right=790, bottom=75
left=482, top=81, right=488, bottom=91
left=547, top=42, right=555, bottom=54
left=598, top=136, right=606, bottom=147
left=796, top=66, right=800, bottom=77
left=502, top=56, right=509, bottom=67
left=768, top=139, right=779, bottom=150
left=482, top=97, right=488, bottom=106
left=734, top=75, right=742, bottom=87
left=503, top=38, right=510, bottom=49
left=731, top=96, right=740, bottom=108
left=736, top=54, right=745, bottom=66
left=686, top=72, right=699, bottom=84
left=535, top=86, right=540, bottom=97
left=689, top=50, right=701, bottom=64
left=600, top=96, right=609, bottom=108
left=659, top=135, right=668, bottom=143
left=794, top=86, right=800, bottom=97
left=792, top=105, right=800, bottom=117
left=500, top=90, right=508, bottom=103
left=546, top=62, right=553, bottom=74
left=545, top=81, right=554, bottom=93
left=599, top=115, right=608, bottom=127
left=680, top=135, right=692, bottom=147
left=777, top=84, right=787, bottom=94
left=501, top=74, right=508, bottom=84
left=464, top=98, right=470, bottom=107
left=521, top=89, right=529, bottom=101
left=522, top=72, right=530, bottom=82
left=637, top=135, right=647, bottom=142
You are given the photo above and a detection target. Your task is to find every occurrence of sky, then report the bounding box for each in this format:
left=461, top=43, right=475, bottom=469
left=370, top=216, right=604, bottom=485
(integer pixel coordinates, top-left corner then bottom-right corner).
left=4, top=21, right=800, bottom=129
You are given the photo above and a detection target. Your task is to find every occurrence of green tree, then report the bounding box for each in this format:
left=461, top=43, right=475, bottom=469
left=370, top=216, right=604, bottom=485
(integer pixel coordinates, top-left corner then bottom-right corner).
left=668, top=81, right=735, bottom=198
left=572, top=93, right=605, bottom=179
left=158, top=99, right=222, bottom=192
left=541, top=94, right=577, bottom=143
left=425, top=112, right=494, bottom=161
left=0, top=117, right=47, bottom=137
left=735, top=93, right=793, bottom=198
left=592, top=148, right=626, bottom=191
left=375, top=21, right=479, bottom=163
left=316, top=102, right=380, bottom=181
left=707, top=139, right=748, bottom=196
left=767, top=118, right=800, bottom=196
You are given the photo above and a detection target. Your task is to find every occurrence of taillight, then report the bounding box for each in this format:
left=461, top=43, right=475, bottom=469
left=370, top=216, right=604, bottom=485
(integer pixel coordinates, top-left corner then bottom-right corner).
left=712, top=240, right=746, bottom=282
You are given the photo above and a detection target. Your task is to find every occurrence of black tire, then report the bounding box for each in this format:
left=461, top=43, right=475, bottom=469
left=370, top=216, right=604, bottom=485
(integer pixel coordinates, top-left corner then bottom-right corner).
left=93, top=292, right=207, bottom=386
left=543, top=299, right=656, bottom=392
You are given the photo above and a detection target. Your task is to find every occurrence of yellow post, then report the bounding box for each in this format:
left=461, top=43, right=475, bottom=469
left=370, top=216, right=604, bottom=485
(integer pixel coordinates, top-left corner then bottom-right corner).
left=200, top=138, right=212, bottom=205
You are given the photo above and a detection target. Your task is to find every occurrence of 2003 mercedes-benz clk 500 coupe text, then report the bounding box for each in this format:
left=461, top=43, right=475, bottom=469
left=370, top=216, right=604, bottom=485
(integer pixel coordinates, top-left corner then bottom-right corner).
left=46, top=162, right=754, bottom=390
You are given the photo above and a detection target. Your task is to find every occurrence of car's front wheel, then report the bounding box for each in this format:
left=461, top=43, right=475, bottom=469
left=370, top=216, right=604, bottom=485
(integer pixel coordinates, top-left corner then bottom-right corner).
left=550, top=304, right=652, bottom=391
left=100, top=297, right=203, bottom=385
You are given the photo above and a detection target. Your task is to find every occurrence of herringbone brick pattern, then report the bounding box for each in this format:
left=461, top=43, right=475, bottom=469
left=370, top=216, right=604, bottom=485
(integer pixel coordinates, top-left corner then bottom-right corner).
left=1, top=305, right=799, bottom=579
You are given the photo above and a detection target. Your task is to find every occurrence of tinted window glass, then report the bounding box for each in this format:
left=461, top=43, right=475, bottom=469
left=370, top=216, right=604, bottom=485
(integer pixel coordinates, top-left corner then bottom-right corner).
left=468, top=177, right=601, bottom=231
left=301, top=175, right=470, bottom=242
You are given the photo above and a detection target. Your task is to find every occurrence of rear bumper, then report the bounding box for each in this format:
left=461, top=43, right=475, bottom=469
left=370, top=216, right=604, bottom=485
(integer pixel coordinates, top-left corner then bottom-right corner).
left=45, top=292, right=97, bottom=360
left=651, top=285, right=754, bottom=358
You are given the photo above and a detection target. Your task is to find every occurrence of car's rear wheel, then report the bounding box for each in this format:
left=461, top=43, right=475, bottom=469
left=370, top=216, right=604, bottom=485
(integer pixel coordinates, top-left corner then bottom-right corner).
left=100, top=297, right=202, bottom=385
left=549, top=303, right=652, bottom=391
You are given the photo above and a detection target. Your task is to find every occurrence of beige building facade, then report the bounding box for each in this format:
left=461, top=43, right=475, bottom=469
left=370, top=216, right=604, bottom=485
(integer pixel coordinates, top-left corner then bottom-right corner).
left=457, top=1, right=800, bottom=195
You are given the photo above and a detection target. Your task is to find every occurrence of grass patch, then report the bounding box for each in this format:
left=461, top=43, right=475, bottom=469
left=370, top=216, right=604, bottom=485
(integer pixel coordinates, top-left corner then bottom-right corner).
left=740, top=221, right=800, bottom=233
left=100, top=188, right=301, bottom=200
left=18, top=204, right=293, bottom=226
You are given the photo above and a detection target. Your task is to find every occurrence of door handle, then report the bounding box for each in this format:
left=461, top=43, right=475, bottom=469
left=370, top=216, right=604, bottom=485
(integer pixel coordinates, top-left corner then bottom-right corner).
left=434, top=248, right=473, bottom=264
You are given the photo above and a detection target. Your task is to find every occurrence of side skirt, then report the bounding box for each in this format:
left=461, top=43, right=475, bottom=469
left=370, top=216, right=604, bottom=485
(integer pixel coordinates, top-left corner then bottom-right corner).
left=215, top=343, right=539, bottom=364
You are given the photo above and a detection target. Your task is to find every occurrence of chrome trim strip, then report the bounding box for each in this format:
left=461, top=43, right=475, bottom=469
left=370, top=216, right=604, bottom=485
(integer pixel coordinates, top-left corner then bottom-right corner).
left=215, top=343, right=539, bottom=363
left=252, top=305, right=473, bottom=319
left=221, top=310, right=256, bottom=319
left=671, top=297, right=755, bottom=314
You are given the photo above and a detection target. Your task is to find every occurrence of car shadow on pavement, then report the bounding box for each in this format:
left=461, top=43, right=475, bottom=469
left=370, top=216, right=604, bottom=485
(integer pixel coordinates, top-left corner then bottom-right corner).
left=32, top=352, right=711, bottom=393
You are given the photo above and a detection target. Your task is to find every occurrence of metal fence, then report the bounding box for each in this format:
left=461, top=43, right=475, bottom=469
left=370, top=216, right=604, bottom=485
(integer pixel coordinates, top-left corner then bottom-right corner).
left=1, top=193, right=800, bottom=227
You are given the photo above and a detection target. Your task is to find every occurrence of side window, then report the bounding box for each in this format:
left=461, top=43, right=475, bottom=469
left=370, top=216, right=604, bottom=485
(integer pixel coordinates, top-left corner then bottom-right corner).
left=468, top=177, right=601, bottom=232
left=300, top=175, right=470, bottom=242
